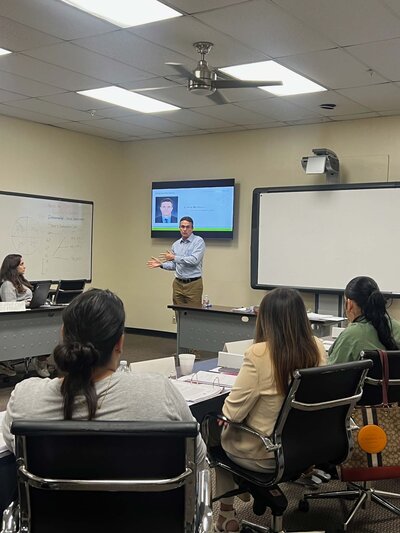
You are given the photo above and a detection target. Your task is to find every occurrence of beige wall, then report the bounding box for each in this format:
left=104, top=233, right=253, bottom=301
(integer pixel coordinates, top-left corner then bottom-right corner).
left=1, top=113, right=400, bottom=331
left=0, top=115, right=125, bottom=293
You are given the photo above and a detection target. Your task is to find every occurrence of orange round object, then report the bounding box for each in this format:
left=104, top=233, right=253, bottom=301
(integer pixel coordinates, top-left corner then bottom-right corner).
left=357, top=424, right=387, bottom=454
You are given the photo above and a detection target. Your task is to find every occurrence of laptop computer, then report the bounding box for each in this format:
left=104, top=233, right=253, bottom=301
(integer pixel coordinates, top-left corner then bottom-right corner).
left=29, top=280, right=52, bottom=309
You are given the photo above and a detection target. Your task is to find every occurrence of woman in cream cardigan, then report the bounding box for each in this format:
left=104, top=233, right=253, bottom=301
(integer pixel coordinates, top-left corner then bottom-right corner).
left=214, top=288, right=326, bottom=532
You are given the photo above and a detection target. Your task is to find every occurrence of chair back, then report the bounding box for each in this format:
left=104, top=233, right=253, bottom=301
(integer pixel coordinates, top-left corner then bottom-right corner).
left=54, top=279, right=85, bottom=305
left=359, top=350, right=400, bottom=405
left=273, top=360, right=372, bottom=483
left=12, top=420, right=198, bottom=533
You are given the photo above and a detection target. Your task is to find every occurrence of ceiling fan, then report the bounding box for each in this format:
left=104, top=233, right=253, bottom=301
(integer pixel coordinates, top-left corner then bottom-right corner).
left=137, top=42, right=282, bottom=105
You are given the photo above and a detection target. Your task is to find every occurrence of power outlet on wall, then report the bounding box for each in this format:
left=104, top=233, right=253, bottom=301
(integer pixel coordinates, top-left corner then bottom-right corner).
left=172, top=315, right=176, bottom=324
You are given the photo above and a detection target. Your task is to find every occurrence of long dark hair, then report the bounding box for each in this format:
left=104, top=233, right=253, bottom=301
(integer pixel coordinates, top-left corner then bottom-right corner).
left=0, top=254, right=32, bottom=293
left=255, top=288, right=320, bottom=395
left=53, top=289, right=125, bottom=420
left=345, top=276, right=397, bottom=350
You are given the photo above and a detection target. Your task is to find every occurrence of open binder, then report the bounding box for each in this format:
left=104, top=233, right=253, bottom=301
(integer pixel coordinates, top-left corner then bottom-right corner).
left=172, top=377, right=224, bottom=403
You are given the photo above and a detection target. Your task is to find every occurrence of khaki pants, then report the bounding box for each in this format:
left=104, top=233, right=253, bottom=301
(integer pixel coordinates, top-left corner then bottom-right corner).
left=173, top=277, right=203, bottom=306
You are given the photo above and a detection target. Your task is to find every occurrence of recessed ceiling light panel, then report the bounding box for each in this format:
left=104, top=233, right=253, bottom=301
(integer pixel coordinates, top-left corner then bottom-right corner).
left=78, top=86, right=180, bottom=113
left=0, top=47, right=12, bottom=56
left=220, top=60, right=326, bottom=96
left=62, top=0, right=181, bottom=28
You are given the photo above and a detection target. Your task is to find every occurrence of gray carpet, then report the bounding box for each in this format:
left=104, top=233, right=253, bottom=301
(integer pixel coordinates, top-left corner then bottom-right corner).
left=210, top=470, right=400, bottom=532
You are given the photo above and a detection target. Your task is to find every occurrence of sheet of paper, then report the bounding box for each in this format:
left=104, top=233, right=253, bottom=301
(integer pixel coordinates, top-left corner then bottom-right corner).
left=0, top=301, right=26, bottom=313
left=307, top=312, right=345, bottom=322
left=171, top=380, right=223, bottom=403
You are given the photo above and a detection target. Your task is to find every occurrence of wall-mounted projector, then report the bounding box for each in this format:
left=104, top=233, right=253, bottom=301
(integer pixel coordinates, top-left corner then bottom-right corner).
left=301, top=148, right=340, bottom=183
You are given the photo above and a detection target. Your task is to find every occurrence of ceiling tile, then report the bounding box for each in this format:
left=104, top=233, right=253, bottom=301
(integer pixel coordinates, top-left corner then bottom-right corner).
left=0, top=54, right=106, bottom=91
left=0, top=15, right=60, bottom=51
left=0, top=69, right=64, bottom=96
left=347, top=38, right=400, bottom=81
left=195, top=0, right=335, bottom=57
left=195, top=103, right=274, bottom=124
left=274, top=0, right=400, bottom=46
left=80, top=118, right=164, bottom=137
left=280, top=48, right=386, bottom=90
left=236, top=98, right=320, bottom=121
left=0, top=102, right=67, bottom=124
left=285, top=90, right=371, bottom=116
left=118, top=113, right=198, bottom=133
left=0, top=0, right=115, bottom=40
left=167, top=0, right=247, bottom=14
left=54, top=121, right=135, bottom=141
left=338, top=83, right=400, bottom=111
left=24, top=42, right=152, bottom=84
left=157, top=108, right=235, bottom=128
left=8, top=97, right=94, bottom=121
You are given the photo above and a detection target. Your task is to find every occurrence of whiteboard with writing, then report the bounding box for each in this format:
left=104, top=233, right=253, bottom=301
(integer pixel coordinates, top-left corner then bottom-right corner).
left=251, top=182, right=400, bottom=295
left=0, top=191, right=93, bottom=282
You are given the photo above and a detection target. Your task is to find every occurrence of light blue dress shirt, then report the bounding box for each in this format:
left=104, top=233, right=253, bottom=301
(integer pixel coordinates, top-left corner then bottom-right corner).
left=161, top=234, right=205, bottom=279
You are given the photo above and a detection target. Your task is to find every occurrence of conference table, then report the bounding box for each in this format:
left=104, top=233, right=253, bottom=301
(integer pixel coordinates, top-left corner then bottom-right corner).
left=169, top=303, right=341, bottom=356
left=0, top=306, right=64, bottom=363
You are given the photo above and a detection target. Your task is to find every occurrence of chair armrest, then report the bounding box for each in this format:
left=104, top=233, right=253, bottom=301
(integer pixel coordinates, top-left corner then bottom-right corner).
left=196, top=469, right=213, bottom=533
left=205, top=413, right=280, bottom=453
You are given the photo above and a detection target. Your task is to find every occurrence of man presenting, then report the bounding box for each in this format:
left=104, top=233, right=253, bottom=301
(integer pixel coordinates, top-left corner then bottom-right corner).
left=147, top=217, right=205, bottom=305
left=155, top=198, right=177, bottom=223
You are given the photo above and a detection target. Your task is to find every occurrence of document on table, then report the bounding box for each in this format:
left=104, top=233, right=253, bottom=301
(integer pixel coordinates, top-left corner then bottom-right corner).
left=171, top=380, right=224, bottom=403
left=307, top=312, right=345, bottom=322
left=179, top=370, right=237, bottom=388
left=0, top=301, right=26, bottom=313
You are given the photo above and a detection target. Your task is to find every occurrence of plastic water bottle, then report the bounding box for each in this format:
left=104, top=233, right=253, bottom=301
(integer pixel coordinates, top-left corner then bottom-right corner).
left=202, top=294, right=211, bottom=308
left=116, top=360, right=130, bottom=373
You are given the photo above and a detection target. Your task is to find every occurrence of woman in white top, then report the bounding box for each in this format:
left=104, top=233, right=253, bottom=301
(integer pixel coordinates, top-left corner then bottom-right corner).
left=2, top=288, right=205, bottom=464
left=0, top=254, right=49, bottom=377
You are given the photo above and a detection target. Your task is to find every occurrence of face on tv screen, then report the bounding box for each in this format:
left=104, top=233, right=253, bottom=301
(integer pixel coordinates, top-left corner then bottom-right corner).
left=151, top=178, right=235, bottom=238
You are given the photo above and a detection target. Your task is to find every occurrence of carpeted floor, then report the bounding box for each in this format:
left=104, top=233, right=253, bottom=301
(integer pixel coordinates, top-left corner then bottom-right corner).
left=212, top=474, right=400, bottom=532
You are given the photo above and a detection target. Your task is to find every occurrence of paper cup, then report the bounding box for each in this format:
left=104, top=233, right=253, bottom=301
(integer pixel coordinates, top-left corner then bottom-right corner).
left=179, top=353, right=195, bottom=376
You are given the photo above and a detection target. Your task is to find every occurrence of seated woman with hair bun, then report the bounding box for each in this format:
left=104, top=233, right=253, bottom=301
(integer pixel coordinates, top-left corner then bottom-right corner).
left=328, top=276, right=400, bottom=365
left=2, top=288, right=205, bottom=464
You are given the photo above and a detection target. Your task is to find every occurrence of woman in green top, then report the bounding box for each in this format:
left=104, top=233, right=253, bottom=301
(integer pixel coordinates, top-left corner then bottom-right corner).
left=329, top=276, right=400, bottom=365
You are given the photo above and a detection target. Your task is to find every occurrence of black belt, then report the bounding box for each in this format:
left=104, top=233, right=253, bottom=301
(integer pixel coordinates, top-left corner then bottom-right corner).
left=176, top=277, right=201, bottom=284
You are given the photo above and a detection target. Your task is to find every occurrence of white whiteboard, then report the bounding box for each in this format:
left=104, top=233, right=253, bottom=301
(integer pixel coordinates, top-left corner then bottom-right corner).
left=0, top=191, right=93, bottom=282
left=251, top=183, right=400, bottom=295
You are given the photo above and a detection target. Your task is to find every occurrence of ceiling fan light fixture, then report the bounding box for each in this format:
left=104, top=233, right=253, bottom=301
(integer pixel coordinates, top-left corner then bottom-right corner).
left=61, top=0, right=181, bottom=28
left=220, top=60, right=326, bottom=96
left=77, top=86, right=180, bottom=113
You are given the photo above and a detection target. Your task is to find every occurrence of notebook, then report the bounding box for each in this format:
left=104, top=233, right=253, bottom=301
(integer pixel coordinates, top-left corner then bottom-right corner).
left=29, top=280, right=52, bottom=309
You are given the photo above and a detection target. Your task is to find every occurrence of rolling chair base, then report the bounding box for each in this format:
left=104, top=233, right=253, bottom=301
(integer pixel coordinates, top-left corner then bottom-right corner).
left=300, top=481, right=400, bottom=531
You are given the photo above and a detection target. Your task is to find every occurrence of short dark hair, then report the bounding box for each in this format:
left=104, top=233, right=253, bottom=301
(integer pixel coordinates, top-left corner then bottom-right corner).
left=180, top=216, right=194, bottom=227
left=160, top=197, right=173, bottom=205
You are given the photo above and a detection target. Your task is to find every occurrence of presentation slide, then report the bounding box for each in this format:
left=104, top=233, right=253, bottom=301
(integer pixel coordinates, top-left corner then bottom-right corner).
left=152, top=186, right=233, bottom=230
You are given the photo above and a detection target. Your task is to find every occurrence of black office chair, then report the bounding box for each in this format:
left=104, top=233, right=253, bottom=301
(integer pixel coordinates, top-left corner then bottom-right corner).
left=54, top=279, right=86, bottom=305
left=300, top=350, right=400, bottom=531
left=201, top=360, right=372, bottom=533
left=2, top=420, right=212, bottom=533
left=358, top=349, right=400, bottom=405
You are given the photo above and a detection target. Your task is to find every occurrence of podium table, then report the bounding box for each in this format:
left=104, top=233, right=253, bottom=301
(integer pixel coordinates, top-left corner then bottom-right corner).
left=168, top=304, right=256, bottom=356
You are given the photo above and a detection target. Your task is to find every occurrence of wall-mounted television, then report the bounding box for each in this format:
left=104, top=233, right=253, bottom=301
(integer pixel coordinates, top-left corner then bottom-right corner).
left=151, top=178, right=235, bottom=239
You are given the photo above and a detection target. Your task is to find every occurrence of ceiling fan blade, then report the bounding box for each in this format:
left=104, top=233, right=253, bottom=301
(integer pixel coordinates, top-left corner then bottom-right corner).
left=133, top=85, right=180, bottom=92
left=207, top=91, right=230, bottom=105
left=165, top=62, right=193, bottom=78
left=213, top=79, right=283, bottom=89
